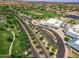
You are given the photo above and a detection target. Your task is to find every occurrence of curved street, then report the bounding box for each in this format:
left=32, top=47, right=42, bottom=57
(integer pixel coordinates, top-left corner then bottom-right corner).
left=52, top=31, right=65, bottom=58
left=16, top=14, right=66, bottom=58
left=37, top=25, right=65, bottom=58
left=44, top=27, right=65, bottom=58
left=16, top=15, right=51, bottom=58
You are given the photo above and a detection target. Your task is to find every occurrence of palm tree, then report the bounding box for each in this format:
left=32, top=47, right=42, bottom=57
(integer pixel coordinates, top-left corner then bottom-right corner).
left=46, top=46, right=49, bottom=50
left=33, top=41, right=37, bottom=44
left=36, top=45, right=40, bottom=49
left=39, top=50, right=44, bottom=55
left=51, top=47, right=55, bottom=52
left=49, top=52, right=54, bottom=56
left=40, top=37, right=44, bottom=41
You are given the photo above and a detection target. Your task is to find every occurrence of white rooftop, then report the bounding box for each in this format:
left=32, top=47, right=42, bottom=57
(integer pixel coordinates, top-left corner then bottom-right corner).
left=68, top=24, right=79, bottom=36
left=68, top=28, right=79, bottom=35
left=72, top=24, right=79, bottom=29
left=46, top=18, right=63, bottom=27
left=75, top=40, right=79, bottom=45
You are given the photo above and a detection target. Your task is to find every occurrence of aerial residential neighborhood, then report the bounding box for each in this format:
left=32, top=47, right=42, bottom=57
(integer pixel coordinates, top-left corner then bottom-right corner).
left=0, top=0, right=79, bottom=58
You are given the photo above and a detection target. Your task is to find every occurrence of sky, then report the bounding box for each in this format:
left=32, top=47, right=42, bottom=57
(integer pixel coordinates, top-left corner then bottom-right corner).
left=23, top=0, right=79, bottom=2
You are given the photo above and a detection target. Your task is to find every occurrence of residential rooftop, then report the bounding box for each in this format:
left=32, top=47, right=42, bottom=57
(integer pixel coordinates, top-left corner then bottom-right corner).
left=65, top=15, right=79, bottom=19
left=65, top=32, right=79, bottom=39
left=66, top=38, right=79, bottom=51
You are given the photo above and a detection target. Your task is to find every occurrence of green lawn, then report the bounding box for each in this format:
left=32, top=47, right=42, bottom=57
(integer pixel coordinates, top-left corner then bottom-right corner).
left=20, top=9, right=61, bottom=19
left=11, top=31, right=31, bottom=58
left=4, top=14, right=32, bottom=58
left=0, top=30, right=12, bottom=57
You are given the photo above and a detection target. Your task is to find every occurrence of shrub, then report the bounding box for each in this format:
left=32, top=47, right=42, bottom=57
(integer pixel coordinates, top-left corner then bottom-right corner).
left=64, top=36, right=70, bottom=41
left=49, top=52, right=54, bottom=56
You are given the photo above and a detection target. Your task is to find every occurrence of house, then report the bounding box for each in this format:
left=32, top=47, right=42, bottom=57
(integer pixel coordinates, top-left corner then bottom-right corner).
left=46, top=18, right=65, bottom=28
left=65, top=24, right=79, bottom=38
left=72, top=25, right=79, bottom=34
left=65, top=15, right=79, bottom=19
left=66, top=38, right=79, bottom=52
left=32, top=20, right=46, bottom=25
left=65, top=29, right=79, bottom=57
left=32, top=18, right=66, bottom=28
left=65, top=32, right=78, bottom=39
left=65, top=12, right=79, bottom=19
left=65, top=24, right=79, bottom=54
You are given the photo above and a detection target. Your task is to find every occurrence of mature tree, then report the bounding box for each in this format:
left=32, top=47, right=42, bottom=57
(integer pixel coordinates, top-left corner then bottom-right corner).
left=46, top=46, right=49, bottom=50
left=36, top=45, right=40, bottom=48
left=64, top=36, right=70, bottom=41
left=49, top=52, right=54, bottom=56
left=33, top=41, right=37, bottom=44
left=39, top=51, right=44, bottom=55
left=7, top=37, right=13, bottom=42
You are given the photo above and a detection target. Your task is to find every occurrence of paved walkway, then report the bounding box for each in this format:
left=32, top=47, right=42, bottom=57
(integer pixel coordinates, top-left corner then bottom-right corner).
left=9, top=31, right=15, bottom=55
left=6, top=29, right=15, bottom=56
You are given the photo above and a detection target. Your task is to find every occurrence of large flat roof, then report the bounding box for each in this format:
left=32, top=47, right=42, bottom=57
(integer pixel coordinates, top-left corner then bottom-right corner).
left=67, top=38, right=79, bottom=51
left=65, top=15, right=79, bottom=19
left=65, top=32, right=78, bottom=38
left=72, top=25, right=79, bottom=29
left=47, top=18, right=63, bottom=27
left=75, top=40, right=79, bottom=45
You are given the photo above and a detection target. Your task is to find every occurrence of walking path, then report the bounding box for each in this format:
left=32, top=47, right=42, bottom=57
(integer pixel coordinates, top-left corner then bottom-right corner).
left=6, top=29, right=15, bottom=56
left=9, top=31, right=15, bottom=55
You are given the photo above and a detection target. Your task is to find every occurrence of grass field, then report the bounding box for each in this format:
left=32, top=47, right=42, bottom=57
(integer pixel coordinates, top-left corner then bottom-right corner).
left=11, top=32, right=31, bottom=57
left=20, top=9, right=61, bottom=19
left=0, top=30, right=12, bottom=57
left=3, top=14, right=32, bottom=58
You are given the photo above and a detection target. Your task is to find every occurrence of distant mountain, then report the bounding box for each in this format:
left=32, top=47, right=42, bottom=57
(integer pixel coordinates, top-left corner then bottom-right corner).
left=0, top=0, right=21, bottom=1
left=23, top=0, right=79, bottom=2
left=0, top=0, right=79, bottom=2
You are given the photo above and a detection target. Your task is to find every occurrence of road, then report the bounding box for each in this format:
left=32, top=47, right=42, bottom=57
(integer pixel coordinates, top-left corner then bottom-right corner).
left=25, top=22, right=51, bottom=58
left=15, top=15, right=40, bottom=57
left=16, top=14, right=65, bottom=58
left=45, top=27, right=65, bottom=58
left=22, top=16, right=65, bottom=58
left=16, top=15, right=52, bottom=58
left=36, top=25, right=65, bottom=58
left=37, top=26, right=56, bottom=45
